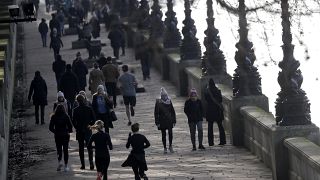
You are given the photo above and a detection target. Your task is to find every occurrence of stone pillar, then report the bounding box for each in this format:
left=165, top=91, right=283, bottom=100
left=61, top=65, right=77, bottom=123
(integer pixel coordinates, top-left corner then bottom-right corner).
left=232, top=0, right=261, bottom=97
left=275, top=0, right=311, bottom=126
left=163, top=0, right=181, bottom=48
left=180, top=0, right=201, bottom=60
left=149, top=0, right=165, bottom=40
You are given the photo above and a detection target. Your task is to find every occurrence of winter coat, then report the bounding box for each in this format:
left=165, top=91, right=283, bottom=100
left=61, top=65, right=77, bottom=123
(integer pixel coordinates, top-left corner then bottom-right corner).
left=49, top=19, right=60, bottom=32
left=89, top=68, right=105, bottom=94
left=72, top=104, right=96, bottom=133
left=50, top=36, right=63, bottom=50
left=38, top=22, right=49, bottom=35
left=92, top=94, right=113, bottom=128
left=72, top=59, right=88, bottom=89
left=154, top=99, right=176, bottom=130
left=108, top=28, right=123, bottom=48
left=90, top=17, right=100, bottom=38
left=184, top=99, right=203, bottom=123
left=204, top=87, right=224, bottom=122
left=101, top=63, right=119, bottom=83
left=28, top=76, right=48, bottom=106
left=59, top=71, right=79, bottom=101
left=52, top=59, right=66, bottom=77
left=96, top=57, right=107, bottom=69
left=49, top=113, right=73, bottom=136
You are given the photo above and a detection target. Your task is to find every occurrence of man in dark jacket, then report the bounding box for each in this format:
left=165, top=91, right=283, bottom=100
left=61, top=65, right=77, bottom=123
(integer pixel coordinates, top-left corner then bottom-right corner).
left=59, top=64, right=79, bottom=117
left=38, top=18, right=49, bottom=47
left=52, top=54, right=66, bottom=90
left=205, top=78, right=226, bottom=146
left=96, top=52, right=107, bottom=69
left=184, top=88, right=205, bottom=151
left=49, top=28, right=63, bottom=60
left=49, top=13, right=61, bottom=36
left=73, top=94, right=96, bottom=170
left=28, top=71, right=48, bottom=125
left=72, top=52, right=88, bottom=91
left=102, top=56, right=120, bottom=108
left=108, top=25, right=124, bottom=59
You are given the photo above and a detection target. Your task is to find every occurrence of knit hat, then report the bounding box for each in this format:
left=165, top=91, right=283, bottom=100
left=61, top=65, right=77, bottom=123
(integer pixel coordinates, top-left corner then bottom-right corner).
left=160, top=87, right=171, bottom=104
left=57, top=91, right=64, bottom=98
left=97, top=85, right=106, bottom=95
left=189, top=88, right=197, bottom=97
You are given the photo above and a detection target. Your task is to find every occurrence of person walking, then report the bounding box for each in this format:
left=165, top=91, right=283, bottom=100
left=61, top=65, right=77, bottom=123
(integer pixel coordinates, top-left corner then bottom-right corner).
left=59, top=64, right=80, bottom=118
left=49, top=104, right=73, bottom=172
left=49, top=28, right=63, bottom=60
left=73, top=90, right=92, bottom=108
left=56, top=9, right=65, bottom=36
left=102, top=57, right=119, bottom=108
left=72, top=52, right=88, bottom=91
left=205, top=79, right=226, bottom=146
left=154, top=88, right=176, bottom=154
left=135, top=41, right=151, bottom=80
left=122, top=123, right=150, bottom=180
left=90, top=13, right=100, bottom=39
left=49, top=13, right=61, bottom=36
left=96, top=52, right=108, bottom=70
left=38, top=18, right=49, bottom=47
left=53, top=91, right=68, bottom=113
left=28, top=71, right=48, bottom=125
left=73, top=94, right=96, bottom=170
left=52, top=54, right=66, bottom=90
left=184, top=88, right=205, bottom=151
left=88, top=120, right=113, bottom=180
left=120, top=25, right=126, bottom=56
left=92, top=85, right=114, bottom=133
left=118, top=65, right=137, bottom=126
left=89, top=63, right=105, bottom=95
left=108, top=24, right=123, bottom=59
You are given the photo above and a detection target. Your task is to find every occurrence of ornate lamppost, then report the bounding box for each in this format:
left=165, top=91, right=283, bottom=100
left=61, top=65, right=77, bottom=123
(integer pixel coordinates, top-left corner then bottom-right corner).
left=128, top=0, right=139, bottom=23
left=180, top=0, right=201, bottom=60
left=149, top=0, right=165, bottom=39
left=136, top=0, right=151, bottom=30
left=202, top=0, right=226, bottom=76
left=275, top=0, right=311, bottom=126
left=232, top=0, right=261, bottom=96
left=163, top=0, right=181, bottom=48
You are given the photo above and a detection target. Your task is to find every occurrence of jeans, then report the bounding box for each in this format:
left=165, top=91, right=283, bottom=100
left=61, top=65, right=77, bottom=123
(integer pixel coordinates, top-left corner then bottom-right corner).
left=188, top=121, right=203, bottom=147
left=208, top=121, right=226, bottom=145
left=41, top=33, right=47, bottom=47
left=35, top=105, right=45, bottom=124
left=77, top=132, right=93, bottom=167
left=54, top=134, right=70, bottom=164
left=105, top=82, right=117, bottom=107
left=161, top=128, right=173, bottom=148
left=140, top=58, right=150, bottom=79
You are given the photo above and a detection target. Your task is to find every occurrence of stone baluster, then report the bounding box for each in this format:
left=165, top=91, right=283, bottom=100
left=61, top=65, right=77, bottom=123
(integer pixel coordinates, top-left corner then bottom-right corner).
left=202, top=0, right=226, bottom=76
left=163, top=0, right=181, bottom=48
left=232, top=0, right=261, bottom=96
left=180, top=0, right=201, bottom=60
left=149, top=0, right=165, bottom=39
left=275, top=0, right=311, bottom=126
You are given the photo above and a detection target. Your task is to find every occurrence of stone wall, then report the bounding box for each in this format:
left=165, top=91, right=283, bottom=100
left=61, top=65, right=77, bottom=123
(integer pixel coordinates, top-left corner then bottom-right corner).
left=0, top=1, right=17, bottom=179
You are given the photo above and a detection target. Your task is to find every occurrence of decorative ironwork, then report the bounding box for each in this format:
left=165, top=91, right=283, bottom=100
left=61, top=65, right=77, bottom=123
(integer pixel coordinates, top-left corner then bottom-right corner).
left=202, top=0, right=226, bottom=76
left=232, top=0, right=261, bottom=96
left=275, top=0, right=311, bottom=126
left=163, top=0, right=181, bottom=48
left=149, top=0, right=165, bottom=39
left=180, top=0, right=201, bottom=60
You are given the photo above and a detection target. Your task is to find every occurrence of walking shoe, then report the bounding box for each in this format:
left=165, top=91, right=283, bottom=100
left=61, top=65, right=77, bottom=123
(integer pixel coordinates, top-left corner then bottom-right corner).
left=192, top=146, right=196, bottom=151
left=199, top=145, right=206, bottom=150
left=169, top=146, right=174, bottom=153
left=127, top=121, right=132, bottom=126
left=41, top=122, right=45, bottom=125
left=142, top=174, right=148, bottom=180
left=218, top=142, right=226, bottom=145
left=130, top=106, right=135, bottom=116
left=163, top=148, right=168, bottom=154
left=64, top=165, right=70, bottom=172
left=56, top=161, right=63, bottom=171
left=80, top=165, right=85, bottom=170
left=90, top=163, right=94, bottom=170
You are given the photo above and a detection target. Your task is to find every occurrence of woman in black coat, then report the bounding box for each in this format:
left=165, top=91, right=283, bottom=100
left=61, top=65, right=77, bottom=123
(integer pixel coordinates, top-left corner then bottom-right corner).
left=49, top=28, right=63, bottom=60
left=72, top=52, right=88, bottom=91
left=205, top=79, right=226, bottom=146
left=154, top=88, right=176, bottom=154
left=49, top=104, right=73, bottom=172
left=28, top=71, right=47, bottom=125
left=184, top=88, right=205, bottom=151
left=92, top=85, right=114, bottom=133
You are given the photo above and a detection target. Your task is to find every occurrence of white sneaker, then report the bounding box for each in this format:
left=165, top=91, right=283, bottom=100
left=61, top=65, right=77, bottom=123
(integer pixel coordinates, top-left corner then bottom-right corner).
left=56, top=161, right=63, bottom=171
left=64, top=165, right=70, bottom=172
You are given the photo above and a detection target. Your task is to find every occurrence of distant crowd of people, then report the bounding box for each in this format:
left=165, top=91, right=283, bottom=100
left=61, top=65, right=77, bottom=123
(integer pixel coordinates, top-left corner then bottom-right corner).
left=27, top=1, right=227, bottom=180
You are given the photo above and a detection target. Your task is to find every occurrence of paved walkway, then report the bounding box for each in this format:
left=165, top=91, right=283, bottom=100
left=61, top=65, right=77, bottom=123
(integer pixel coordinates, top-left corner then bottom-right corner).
left=21, top=2, right=272, bottom=180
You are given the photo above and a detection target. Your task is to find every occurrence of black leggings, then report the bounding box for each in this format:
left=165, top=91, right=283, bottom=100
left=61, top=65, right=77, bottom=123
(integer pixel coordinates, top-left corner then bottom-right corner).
left=96, top=156, right=110, bottom=180
left=132, top=165, right=145, bottom=180
left=54, top=134, right=70, bottom=164
left=161, top=128, right=173, bottom=148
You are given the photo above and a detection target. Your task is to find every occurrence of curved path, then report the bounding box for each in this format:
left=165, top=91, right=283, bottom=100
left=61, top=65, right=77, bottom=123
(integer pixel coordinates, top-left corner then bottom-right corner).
left=22, top=2, right=272, bottom=180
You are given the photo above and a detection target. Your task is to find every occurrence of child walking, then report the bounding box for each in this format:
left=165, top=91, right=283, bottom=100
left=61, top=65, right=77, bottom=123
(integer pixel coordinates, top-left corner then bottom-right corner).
left=122, top=123, right=150, bottom=180
left=88, top=120, right=113, bottom=180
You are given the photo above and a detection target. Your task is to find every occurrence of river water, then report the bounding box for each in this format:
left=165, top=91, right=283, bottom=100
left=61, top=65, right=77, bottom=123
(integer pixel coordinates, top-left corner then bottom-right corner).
left=156, top=0, right=320, bottom=127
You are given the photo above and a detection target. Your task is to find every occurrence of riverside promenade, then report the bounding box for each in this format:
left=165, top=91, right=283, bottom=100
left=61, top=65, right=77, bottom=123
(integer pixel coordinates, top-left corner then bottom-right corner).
left=21, top=4, right=272, bottom=180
